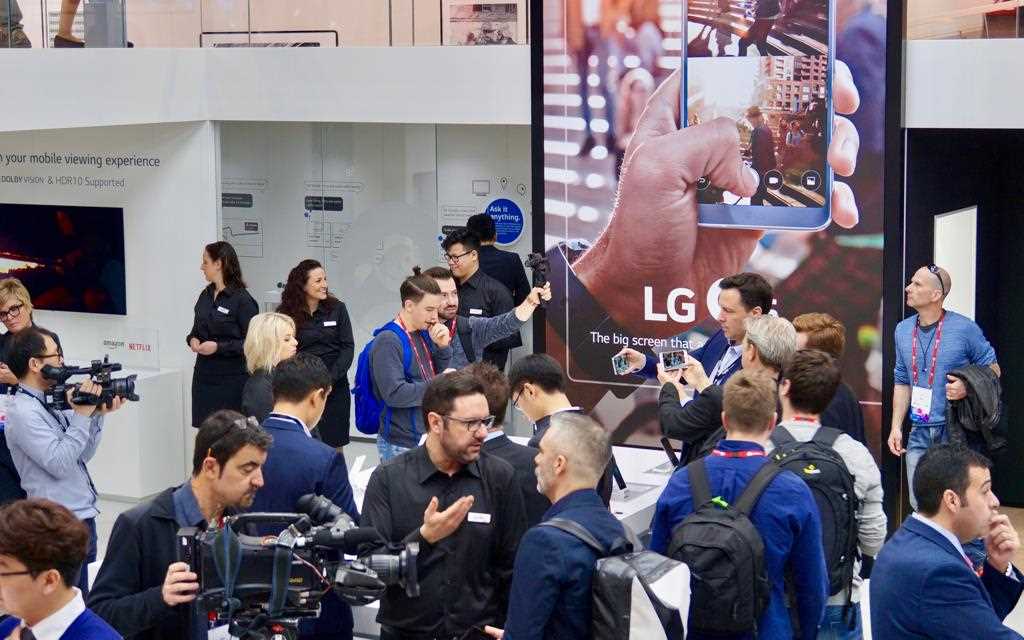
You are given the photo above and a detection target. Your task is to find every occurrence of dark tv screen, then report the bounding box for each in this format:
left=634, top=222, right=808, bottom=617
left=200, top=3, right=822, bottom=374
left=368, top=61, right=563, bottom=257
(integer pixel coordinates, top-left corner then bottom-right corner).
left=0, top=203, right=126, bottom=315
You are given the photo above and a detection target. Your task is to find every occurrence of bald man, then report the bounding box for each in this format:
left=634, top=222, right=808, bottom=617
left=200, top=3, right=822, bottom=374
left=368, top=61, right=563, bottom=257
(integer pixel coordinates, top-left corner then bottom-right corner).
left=889, top=265, right=1000, bottom=512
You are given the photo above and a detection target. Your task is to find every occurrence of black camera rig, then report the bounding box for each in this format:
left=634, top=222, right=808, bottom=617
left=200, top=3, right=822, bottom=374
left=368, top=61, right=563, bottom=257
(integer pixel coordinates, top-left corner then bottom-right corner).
left=41, top=356, right=139, bottom=411
left=178, top=495, right=419, bottom=640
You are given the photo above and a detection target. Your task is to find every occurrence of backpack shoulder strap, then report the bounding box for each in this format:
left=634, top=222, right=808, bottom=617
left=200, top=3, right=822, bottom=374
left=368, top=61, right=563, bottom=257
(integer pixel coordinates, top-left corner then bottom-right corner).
left=686, top=458, right=713, bottom=508
left=734, top=462, right=783, bottom=516
left=540, top=517, right=608, bottom=556
left=811, top=426, right=844, bottom=448
left=770, top=425, right=796, bottom=447
left=378, top=322, right=415, bottom=379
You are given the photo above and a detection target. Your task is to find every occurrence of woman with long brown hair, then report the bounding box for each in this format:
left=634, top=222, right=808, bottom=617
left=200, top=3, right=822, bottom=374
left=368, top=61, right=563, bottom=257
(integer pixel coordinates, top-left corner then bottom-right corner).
left=277, top=259, right=354, bottom=448
left=186, top=241, right=258, bottom=427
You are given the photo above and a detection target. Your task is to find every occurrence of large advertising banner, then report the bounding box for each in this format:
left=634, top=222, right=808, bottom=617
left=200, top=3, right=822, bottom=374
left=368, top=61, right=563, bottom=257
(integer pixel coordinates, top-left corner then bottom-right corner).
left=540, top=0, right=888, bottom=457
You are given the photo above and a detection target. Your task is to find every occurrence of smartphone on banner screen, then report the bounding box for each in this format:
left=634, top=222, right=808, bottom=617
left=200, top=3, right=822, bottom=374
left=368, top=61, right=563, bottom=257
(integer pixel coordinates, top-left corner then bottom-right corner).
left=681, top=0, right=835, bottom=230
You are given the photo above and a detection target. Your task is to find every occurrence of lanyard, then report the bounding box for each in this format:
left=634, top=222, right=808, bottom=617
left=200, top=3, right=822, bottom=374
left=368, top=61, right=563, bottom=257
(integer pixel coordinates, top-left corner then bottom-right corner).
left=911, top=312, right=945, bottom=388
left=19, top=389, right=69, bottom=432
left=397, top=317, right=435, bottom=381
left=791, top=416, right=819, bottom=424
left=447, top=317, right=458, bottom=339
left=710, top=449, right=766, bottom=458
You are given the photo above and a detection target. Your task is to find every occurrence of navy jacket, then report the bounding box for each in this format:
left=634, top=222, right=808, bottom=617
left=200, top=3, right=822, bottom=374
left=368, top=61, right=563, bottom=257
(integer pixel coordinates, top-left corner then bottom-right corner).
left=478, top=245, right=532, bottom=307
left=250, top=414, right=359, bottom=640
left=503, top=489, right=626, bottom=640
left=0, top=609, right=122, bottom=639
left=871, top=516, right=1024, bottom=639
left=251, top=413, right=359, bottom=520
left=650, top=440, right=828, bottom=639
left=641, top=328, right=740, bottom=384
left=483, top=433, right=550, bottom=527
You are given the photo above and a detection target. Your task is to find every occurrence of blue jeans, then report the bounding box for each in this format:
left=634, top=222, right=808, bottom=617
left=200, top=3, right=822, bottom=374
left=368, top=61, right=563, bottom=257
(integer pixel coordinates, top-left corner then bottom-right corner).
left=905, top=422, right=947, bottom=511
left=818, top=603, right=861, bottom=640
left=376, top=435, right=411, bottom=463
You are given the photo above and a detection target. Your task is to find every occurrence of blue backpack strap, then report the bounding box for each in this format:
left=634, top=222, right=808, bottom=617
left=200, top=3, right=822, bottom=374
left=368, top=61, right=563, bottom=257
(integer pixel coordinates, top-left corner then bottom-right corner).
left=377, top=322, right=418, bottom=437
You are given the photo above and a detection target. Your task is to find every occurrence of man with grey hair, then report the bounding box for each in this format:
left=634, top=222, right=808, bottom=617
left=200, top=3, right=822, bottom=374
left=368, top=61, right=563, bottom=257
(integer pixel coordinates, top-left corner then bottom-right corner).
left=657, top=314, right=796, bottom=463
left=483, top=413, right=628, bottom=640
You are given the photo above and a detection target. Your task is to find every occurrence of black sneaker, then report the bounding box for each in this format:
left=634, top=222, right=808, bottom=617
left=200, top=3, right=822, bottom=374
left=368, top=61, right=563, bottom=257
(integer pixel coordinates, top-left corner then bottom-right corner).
left=53, top=34, right=85, bottom=48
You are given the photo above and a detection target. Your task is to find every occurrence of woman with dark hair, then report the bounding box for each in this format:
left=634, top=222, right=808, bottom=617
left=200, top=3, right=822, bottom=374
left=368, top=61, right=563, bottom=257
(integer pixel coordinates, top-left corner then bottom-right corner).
left=186, top=241, right=258, bottom=427
left=277, top=259, right=354, bottom=448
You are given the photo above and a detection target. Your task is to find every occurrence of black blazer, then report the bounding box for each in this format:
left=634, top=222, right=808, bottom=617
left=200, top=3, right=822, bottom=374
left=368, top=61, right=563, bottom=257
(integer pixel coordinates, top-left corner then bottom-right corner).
left=478, top=245, right=532, bottom=306
left=88, top=488, right=191, bottom=640
left=483, top=434, right=550, bottom=527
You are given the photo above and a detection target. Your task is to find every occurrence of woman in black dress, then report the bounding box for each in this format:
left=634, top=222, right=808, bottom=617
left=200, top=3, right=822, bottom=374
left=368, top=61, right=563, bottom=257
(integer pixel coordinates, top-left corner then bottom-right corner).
left=277, top=259, right=354, bottom=448
left=187, top=241, right=258, bottom=427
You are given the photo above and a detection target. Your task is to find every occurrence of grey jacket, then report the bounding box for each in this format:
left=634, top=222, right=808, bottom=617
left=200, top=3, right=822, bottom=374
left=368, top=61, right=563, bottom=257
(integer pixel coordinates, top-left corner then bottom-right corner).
left=449, top=311, right=526, bottom=369
left=370, top=329, right=451, bottom=448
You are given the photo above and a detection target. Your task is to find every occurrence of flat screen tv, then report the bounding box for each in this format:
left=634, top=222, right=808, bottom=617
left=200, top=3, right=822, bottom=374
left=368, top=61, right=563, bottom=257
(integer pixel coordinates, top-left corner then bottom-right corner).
left=0, top=204, right=126, bottom=315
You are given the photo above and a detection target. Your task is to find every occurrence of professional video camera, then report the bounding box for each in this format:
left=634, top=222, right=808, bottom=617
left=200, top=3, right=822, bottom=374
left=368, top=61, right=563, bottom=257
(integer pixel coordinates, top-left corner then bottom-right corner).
left=178, top=494, right=419, bottom=640
left=41, top=356, right=139, bottom=411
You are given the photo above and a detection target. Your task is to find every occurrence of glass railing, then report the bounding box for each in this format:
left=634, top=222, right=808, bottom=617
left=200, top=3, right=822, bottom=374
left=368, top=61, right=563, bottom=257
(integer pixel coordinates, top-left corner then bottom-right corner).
left=0, top=0, right=530, bottom=48
left=908, top=0, right=1023, bottom=40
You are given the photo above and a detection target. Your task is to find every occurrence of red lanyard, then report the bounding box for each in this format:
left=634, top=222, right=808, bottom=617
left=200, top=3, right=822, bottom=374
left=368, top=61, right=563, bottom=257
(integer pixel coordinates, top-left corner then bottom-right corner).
left=397, top=317, right=435, bottom=381
left=711, top=449, right=766, bottom=458
left=447, top=316, right=458, bottom=339
left=791, top=416, right=818, bottom=424
left=911, top=312, right=945, bottom=388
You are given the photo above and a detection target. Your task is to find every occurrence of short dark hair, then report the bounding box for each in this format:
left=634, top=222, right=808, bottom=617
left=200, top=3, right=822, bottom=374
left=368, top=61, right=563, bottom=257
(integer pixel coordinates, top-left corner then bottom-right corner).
left=400, top=267, right=442, bottom=304
left=272, top=353, right=332, bottom=403
left=192, top=410, right=273, bottom=476
left=0, top=498, right=89, bottom=587
left=464, top=361, right=510, bottom=426
left=465, top=213, right=497, bottom=242
left=508, top=353, right=566, bottom=394
left=421, top=371, right=487, bottom=427
left=422, top=266, right=455, bottom=281
left=441, top=227, right=481, bottom=253
left=720, top=272, right=773, bottom=314
left=7, top=327, right=49, bottom=379
left=782, top=349, right=840, bottom=415
left=914, top=444, right=992, bottom=517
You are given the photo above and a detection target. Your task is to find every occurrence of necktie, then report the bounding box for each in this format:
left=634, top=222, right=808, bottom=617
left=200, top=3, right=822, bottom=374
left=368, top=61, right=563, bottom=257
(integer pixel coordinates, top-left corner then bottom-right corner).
left=20, top=627, right=36, bottom=640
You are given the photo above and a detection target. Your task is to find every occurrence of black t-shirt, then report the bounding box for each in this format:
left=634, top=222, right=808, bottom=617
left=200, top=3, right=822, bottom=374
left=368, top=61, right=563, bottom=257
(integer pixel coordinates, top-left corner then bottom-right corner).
left=293, top=300, right=355, bottom=384
left=186, top=285, right=258, bottom=375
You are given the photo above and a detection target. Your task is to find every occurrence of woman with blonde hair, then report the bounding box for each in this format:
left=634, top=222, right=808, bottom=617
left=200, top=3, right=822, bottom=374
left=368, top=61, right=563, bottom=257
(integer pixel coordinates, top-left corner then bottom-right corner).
left=240, top=312, right=298, bottom=424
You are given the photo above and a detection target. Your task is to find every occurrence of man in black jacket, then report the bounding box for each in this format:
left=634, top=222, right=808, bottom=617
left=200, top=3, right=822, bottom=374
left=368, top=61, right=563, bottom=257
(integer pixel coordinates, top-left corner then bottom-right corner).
left=658, top=315, right=796, bottom=463
left=465, top=213, right=532, bottom=306
left=88, top=411, right=272, bottom=640
left=467, top=361, right=551, bottom=527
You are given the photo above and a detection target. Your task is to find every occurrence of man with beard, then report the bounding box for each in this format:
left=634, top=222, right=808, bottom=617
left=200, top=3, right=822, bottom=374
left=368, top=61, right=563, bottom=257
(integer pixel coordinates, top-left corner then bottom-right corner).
left=422, top=267, right=550, bottom=370
left=360, top=372, right=527, bottom=640
left=88, top=411, right=272, bottom=640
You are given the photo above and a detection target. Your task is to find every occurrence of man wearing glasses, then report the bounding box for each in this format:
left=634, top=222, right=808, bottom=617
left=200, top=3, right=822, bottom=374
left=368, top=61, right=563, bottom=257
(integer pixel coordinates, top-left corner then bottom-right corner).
left=2, top=328, right=124, bottom=598
left=361, top=372, right=527, bottom=640
left=441, top=229, right=516, bottom=370
left=889, top=264, right=1000, bottom=514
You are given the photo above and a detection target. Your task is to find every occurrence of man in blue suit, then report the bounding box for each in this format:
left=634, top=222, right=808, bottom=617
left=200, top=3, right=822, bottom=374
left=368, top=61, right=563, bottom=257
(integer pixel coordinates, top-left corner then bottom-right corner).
left=871, top=444, right=1023, bottom=639
left=251, top=353, right=359, bottom=640
left=0, top=498, right=120, bottom=639
left=616, top=272, right=774, bottom=387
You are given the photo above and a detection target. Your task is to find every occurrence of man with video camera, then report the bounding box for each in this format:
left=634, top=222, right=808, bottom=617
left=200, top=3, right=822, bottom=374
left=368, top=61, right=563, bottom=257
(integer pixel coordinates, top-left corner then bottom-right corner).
left=88, top=410, right=272, bottom=640
left=3, top=327, right=125, bottom=597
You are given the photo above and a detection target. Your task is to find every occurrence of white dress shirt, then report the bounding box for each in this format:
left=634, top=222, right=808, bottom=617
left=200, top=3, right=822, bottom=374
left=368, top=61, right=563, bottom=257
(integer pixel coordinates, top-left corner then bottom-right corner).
left=23, top=588, right=85, bottom=640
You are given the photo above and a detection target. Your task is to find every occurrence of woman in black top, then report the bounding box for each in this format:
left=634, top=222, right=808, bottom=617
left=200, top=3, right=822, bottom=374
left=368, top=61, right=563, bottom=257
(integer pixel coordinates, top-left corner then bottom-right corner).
left=277, top=259, right=354, bottom=448
left=241, top=312, right=298, bottom=424
left=186, top=241, right=258, bottom=427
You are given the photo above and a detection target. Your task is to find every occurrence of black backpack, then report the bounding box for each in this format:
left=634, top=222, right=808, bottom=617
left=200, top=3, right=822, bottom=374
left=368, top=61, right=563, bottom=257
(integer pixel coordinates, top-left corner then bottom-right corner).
left=666, top=458, right=782, bottom=635
left=769, top=426, right=859, bottom=599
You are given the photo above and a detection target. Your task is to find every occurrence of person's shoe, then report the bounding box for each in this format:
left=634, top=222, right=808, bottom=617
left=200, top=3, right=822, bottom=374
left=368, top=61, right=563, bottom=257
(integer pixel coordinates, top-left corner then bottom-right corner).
left=9, top=28, right=31, bottom=48
left=577, top=134, right=596, bottom=158
left=53, top=34, right=85, bottom=48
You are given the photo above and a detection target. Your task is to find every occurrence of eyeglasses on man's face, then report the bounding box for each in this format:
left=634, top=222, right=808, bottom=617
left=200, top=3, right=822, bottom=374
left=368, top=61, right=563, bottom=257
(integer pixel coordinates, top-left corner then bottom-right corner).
left=443, top=414, right=495, bottom=433
left=443, top=249, right=474, bottom=264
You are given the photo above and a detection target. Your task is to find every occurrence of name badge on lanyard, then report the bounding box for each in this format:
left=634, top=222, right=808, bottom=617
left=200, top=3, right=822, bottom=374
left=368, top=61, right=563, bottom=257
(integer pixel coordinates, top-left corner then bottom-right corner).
left=910, top=313, right=945, bottom=424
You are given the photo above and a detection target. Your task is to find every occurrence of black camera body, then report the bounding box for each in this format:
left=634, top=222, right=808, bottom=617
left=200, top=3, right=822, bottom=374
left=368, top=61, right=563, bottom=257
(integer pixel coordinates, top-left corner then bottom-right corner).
left=178, top=495, right=419, bottom=640
left=524, top=252, right=549, bottom=289
left=41, top=356, right=139, bottom=411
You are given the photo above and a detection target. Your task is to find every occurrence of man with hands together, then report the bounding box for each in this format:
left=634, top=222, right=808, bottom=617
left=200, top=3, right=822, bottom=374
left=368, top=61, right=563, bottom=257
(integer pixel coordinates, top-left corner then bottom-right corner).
left=361, top=372, right=526, bottom=640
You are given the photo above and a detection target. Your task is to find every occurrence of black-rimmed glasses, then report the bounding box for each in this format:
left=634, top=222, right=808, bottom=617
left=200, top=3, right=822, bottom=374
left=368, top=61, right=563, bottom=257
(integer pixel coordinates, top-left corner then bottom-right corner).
left=0, top=570, right=32, bottom=579
left=443, top=249, right=475, bottom=264
left=443, top=415, right=495, bottom=432
left=0, top=303, right=24, bottom=322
